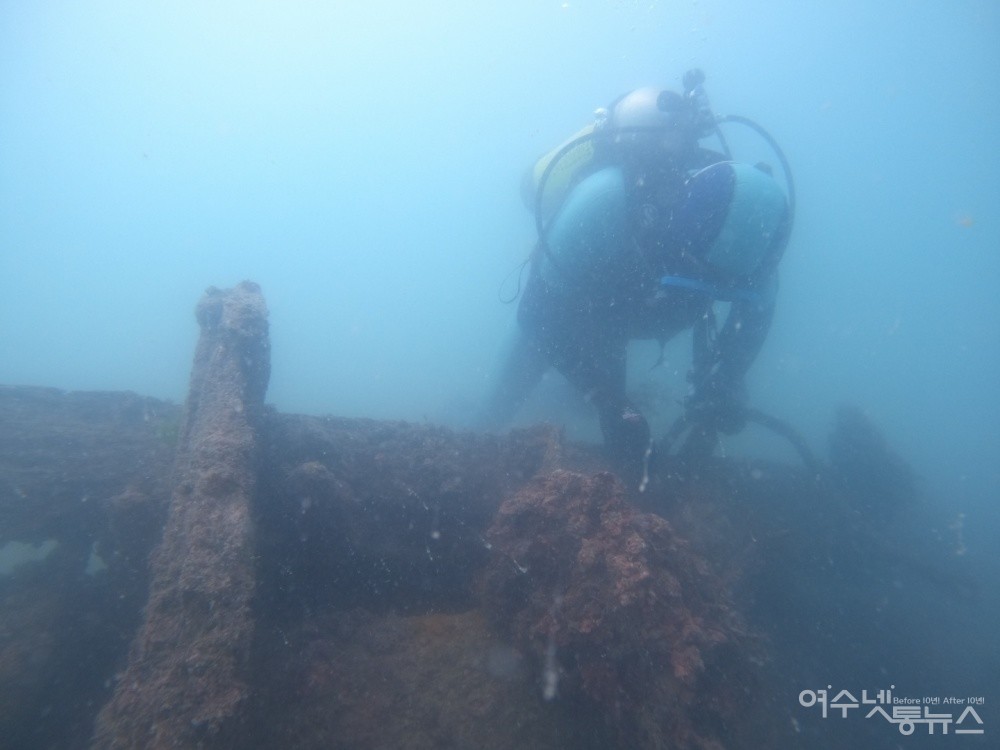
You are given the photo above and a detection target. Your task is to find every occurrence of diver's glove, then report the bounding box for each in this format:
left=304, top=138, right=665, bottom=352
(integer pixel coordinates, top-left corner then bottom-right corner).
left=684, top=372, right=748, bottom=435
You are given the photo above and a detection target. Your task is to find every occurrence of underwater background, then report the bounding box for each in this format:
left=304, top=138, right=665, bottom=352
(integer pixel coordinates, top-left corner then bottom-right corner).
left=2, top=0, right=998, bottom=689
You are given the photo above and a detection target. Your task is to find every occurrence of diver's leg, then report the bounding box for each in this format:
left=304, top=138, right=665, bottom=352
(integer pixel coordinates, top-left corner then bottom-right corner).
left=556, top=329, right=651, bottom=471
left=478, top=327, right=549, bottom=431
left=597, top=396, right=651, bottom=469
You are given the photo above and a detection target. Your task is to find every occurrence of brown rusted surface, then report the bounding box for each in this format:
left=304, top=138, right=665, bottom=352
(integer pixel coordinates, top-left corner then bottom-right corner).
left=481, top=469, right=759, bottom=750
left=0, top=387, right=178, bottom=750
left=0, top=281, right=987, bottom=750
left=252, top=608, right=607, bottom=749
left=253, top=415, right=565, bottom=618
left=92, top=282, right=270, bottom=749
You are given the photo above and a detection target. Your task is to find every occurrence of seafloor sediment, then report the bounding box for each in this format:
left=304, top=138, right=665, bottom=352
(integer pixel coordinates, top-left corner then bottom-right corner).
left=0, top=283, right=986, bottom=750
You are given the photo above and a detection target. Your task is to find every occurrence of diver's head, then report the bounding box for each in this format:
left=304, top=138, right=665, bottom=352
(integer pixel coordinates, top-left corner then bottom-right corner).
left=605, top=86, right=701, bottom=161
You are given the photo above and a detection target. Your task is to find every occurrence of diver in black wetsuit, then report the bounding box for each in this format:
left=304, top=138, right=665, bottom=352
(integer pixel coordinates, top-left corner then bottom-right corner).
left=483, top=79, right=792, bottom=474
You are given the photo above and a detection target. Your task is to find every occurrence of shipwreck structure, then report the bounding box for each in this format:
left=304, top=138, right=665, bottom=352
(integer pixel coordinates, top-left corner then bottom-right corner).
left=0, top=282, right=986, bottom=749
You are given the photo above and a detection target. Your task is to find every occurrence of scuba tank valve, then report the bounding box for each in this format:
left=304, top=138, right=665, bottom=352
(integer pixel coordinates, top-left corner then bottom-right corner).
left=682, top=68, right=717, bottom=140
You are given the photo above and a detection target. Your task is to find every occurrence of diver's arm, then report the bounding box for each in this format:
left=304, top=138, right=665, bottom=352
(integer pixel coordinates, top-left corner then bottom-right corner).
left=686, top=272, right=777, bottom=432
left=713, top=273, right=778, bottom=384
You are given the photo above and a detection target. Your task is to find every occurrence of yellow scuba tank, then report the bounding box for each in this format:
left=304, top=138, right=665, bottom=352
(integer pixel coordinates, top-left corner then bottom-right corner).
left=521, top=122, right=601, bottom=224
left=521, top=87, right=678, bottom=226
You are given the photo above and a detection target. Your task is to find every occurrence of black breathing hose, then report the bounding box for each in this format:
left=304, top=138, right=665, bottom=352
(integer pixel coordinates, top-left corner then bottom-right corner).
left=716, top=113, right=797, bottom=228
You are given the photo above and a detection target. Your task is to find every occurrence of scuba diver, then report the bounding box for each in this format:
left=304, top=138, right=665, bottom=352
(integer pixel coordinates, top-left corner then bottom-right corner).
left=482, top=70, right=793, bottom=476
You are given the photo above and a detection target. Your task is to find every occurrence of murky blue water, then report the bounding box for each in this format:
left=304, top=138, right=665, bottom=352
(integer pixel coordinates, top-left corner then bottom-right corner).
left=2, top=2, right=997, bottom=743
